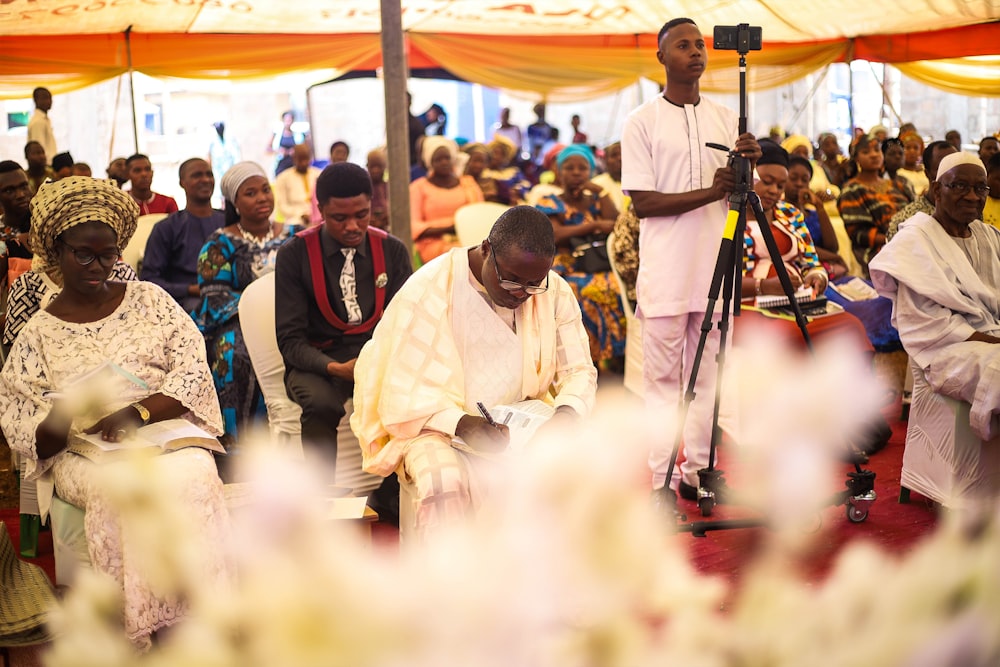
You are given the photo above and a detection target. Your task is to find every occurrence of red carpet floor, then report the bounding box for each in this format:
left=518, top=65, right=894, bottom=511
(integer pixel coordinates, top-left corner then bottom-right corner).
left=669, top=399, right=939, bottom=592
left=1, top=401, right=936, bottom=592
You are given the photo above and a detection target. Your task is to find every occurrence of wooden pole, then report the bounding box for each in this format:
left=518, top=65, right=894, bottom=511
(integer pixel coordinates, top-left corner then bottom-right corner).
left=380, top=0, right=413, bottom=255
left=124, top=26, right=140, bottom=153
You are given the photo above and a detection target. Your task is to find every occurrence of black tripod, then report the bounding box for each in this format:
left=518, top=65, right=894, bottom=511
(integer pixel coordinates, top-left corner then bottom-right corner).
left=658, top=28, right=876, bottom=534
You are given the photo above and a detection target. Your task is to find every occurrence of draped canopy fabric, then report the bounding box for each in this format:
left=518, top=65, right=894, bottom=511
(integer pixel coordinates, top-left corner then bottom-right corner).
left=0, top=0, right=997, bottom=100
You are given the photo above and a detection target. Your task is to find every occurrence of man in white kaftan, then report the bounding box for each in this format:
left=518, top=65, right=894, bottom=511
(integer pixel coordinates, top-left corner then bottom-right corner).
left=621, top=18, right=761, bottom=499
left=870, top=152, right=1000, bottom=440
left=352, top=206, right=597, bottom=535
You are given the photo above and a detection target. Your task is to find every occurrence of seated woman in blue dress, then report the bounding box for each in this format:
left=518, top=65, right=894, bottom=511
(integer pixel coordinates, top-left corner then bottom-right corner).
left=192, top=161, right=300, bottom=448
left=534, top=144, right=625, bottom=369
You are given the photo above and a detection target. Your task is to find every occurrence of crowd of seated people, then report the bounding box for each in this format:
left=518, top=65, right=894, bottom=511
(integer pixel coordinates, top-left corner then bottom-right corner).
left=1, top=94, right=999, bottom=649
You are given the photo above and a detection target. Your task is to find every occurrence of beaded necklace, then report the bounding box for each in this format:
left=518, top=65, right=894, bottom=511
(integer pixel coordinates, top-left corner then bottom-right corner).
left=237, top=222, right=275, bottom=248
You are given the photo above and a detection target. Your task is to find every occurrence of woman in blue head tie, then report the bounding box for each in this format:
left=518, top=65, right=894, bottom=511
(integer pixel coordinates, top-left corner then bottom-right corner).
left=534, top=144, right=626, bottom=369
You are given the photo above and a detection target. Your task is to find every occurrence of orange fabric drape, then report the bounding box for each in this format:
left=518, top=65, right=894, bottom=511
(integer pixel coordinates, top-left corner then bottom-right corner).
left=0, top=22, right=997, bottom=101
left=129, top=33, right=382, bottom=79
left=0, top=33, right=382, bottom=98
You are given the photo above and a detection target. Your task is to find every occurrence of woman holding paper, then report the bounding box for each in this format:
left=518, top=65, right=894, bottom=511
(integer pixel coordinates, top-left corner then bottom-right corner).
left=0, top=177, right=230, bottom=651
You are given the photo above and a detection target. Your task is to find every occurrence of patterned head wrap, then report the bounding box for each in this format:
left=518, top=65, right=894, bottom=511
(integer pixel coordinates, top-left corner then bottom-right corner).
left=487, top=134, right=518, bottom=164
left=556, top=144, right=596, bottom=174
left=29, top=176, right=138, bottom=273
left=780, top=134, right=812, bottom=156
left=899, top=130, right=924, bottom=152
left=220, top=161, right=268, bottom=205
left=542, top=143, right=566, bottom=171
left=461, top=142, right=489, bottom=157
left=421, top=136, right=458, bottom=172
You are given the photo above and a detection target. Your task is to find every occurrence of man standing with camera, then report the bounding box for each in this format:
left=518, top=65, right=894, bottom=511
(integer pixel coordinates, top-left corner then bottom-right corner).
left=621, top=18, right=761, bottom=503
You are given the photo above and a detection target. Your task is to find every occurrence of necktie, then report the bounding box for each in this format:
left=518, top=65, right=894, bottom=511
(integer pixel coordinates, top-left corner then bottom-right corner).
left=340, top=248, right=363, bottom=324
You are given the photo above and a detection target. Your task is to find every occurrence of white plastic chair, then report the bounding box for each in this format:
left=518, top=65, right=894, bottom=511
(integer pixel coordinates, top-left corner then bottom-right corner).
left=899, top=357, right=1000, bottom=508
left=121, top=213, right=167, bottom=272
left=238, top=272, right=381, bottom=494
left=454, top=202, right=510, bottom=246
left=606, top=232, right=644, bottom=397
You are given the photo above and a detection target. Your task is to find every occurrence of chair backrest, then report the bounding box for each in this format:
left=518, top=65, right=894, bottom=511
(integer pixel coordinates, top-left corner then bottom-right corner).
left=238, top=272, right=304, bottom=453
left=606, top=232, right=634, bottom=320
left=454, top=202, right=510, bottom=246
left=606, top=231, right=644, bottom=397
left=238, top=273, right=383, bottom=494
left=121, top=213, right=168, bottom=272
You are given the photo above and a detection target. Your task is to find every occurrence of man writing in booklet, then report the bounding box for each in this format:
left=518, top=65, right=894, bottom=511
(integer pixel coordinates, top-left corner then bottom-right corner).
left=352, top=206, right=597, bottom=536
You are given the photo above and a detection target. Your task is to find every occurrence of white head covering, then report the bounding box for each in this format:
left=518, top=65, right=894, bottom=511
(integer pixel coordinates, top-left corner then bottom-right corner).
left=936, top=152, right=987, bottom=181
left=421, top=136, right=458, bottom=171
left=220, top=161, right=268, bottom=204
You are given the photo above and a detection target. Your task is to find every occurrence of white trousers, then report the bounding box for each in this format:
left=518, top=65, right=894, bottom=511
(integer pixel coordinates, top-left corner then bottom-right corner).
left=641, top=311, right=723, bottom=489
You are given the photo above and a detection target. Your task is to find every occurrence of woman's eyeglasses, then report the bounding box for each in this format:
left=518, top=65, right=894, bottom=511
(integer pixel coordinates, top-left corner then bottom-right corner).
left=489, top=243, right=548, bottom=295
left=60, top=240, right=120, bottom=268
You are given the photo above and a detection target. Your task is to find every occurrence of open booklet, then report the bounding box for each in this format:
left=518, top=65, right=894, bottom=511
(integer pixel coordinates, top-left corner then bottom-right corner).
left=451, top=399, right=555, bottom=459
left=68, top=418, right=225, bottom=463
left=43, top=360, right=149, bottom=401
left=755, top=285, right=824, bottom=309
left=829, top=276, right=880, bottom=301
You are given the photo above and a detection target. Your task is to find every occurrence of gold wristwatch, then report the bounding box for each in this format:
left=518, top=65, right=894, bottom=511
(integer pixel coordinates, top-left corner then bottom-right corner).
left=130, top=402, right=151, bottom=425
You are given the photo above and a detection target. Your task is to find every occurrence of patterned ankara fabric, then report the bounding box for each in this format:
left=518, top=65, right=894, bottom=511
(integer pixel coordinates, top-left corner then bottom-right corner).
left=742, top=200, right=822, bottom=282
left=837, top=175, right=912, bottom=273
left=535, top=192, right=626, bottom=363
left=192, top=226, right=298, bottom=442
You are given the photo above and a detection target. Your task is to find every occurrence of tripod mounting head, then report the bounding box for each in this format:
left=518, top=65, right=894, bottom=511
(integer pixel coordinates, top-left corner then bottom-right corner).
left=706, top=142, right=754, bottom=202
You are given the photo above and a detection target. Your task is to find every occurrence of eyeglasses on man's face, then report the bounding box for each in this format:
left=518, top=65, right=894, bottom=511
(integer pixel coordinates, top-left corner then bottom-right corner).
left=942, top=181, right=990, bottom=197
left=60, top=240, right=120, bottom=268
left=488, top=242, right=548, bottom=295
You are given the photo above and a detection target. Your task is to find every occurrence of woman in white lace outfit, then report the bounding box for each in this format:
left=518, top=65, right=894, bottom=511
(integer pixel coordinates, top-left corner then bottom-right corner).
left=0, top=177, right=230, bottom=651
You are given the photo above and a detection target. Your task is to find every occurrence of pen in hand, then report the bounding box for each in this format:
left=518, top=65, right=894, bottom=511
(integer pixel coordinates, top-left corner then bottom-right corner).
left=476, top=401, right=497, bottom=427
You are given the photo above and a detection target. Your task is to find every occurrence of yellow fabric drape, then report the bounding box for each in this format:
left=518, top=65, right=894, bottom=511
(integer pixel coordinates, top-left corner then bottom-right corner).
left=411, top=34, right=849, bottom=100
left=697, top=42, right=848, bottom=93
left=894, top=57, right=1000, bottom=97
left=410, top=33, right=652, bottom=101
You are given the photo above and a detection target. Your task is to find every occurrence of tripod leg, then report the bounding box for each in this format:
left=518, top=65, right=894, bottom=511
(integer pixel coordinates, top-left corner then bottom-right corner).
left=747, top=192, right=814, bottom=351
left=663, top=207, right=741, bottom=506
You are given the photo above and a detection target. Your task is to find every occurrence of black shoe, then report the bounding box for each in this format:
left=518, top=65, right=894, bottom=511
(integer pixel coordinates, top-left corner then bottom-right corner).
left=677, top=480, right=698, bottom=501
left=680, top=477, right=734, bottom=503
left=841, top=448, right=869, bottom=465
left=651, top=486, right=684, bottom=521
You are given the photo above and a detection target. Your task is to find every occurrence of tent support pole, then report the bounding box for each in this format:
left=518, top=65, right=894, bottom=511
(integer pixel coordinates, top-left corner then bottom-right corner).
left=380, top=0, right=412, bottom=255
left=125, top=26, right=139, bottom=153
left=786, top=66, right=829, bottom=135
left=847, top=62, right=855, bottom=133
